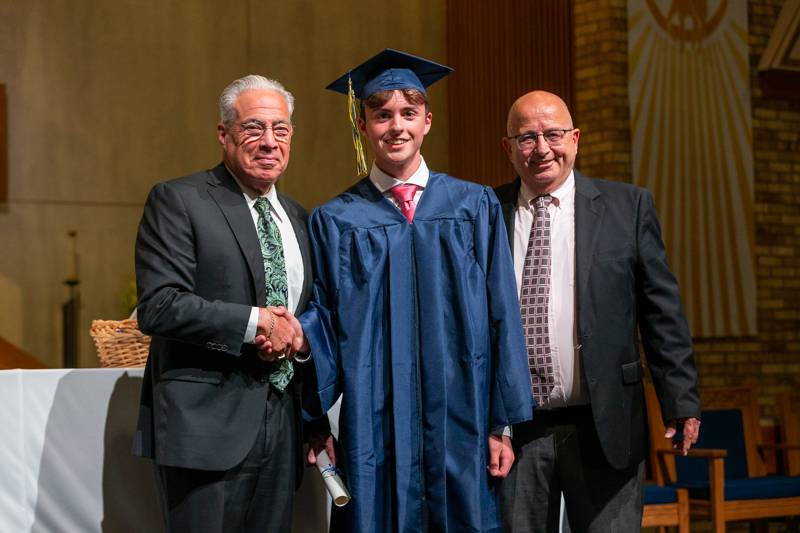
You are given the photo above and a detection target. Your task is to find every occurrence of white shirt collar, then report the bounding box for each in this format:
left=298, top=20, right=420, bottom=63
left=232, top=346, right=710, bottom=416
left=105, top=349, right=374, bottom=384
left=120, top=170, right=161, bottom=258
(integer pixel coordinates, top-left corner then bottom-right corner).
left=369, top=157, right=430, bottom=194
left=518, top=170, right=575, bottom=208
left=226, top=165, right=285, bottom=223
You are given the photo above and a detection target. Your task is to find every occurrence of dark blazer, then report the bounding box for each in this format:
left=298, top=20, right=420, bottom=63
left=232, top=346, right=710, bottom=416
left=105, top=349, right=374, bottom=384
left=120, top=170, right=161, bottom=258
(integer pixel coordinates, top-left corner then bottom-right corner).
left=495, top=171, right=700, bottom=470
left=132, top=163, right=313, bottom=483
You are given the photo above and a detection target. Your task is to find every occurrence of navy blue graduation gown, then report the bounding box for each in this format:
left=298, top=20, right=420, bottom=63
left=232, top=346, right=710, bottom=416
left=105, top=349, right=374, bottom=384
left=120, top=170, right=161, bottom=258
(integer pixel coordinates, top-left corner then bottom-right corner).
left=300, top=172, right=533, bottom=533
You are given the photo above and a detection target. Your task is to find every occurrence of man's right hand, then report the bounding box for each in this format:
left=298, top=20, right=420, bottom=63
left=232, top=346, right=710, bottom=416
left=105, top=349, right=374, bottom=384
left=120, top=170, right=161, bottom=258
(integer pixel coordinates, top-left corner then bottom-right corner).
left=271, top=307, right=308, bottom=354
left=256, top=307, right=296, bottom=360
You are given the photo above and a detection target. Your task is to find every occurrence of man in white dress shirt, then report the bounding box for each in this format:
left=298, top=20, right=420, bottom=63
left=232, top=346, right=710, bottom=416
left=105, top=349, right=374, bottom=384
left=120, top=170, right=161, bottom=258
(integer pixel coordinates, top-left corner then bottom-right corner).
left=133, top=75, right=316, bottom=532
left=495, top=90, right=702, bottom=532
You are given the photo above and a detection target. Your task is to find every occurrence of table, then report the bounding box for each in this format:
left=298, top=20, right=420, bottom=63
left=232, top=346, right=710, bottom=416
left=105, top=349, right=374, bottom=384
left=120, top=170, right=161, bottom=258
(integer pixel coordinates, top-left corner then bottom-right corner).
left=0, top=368, right=329, bottom=532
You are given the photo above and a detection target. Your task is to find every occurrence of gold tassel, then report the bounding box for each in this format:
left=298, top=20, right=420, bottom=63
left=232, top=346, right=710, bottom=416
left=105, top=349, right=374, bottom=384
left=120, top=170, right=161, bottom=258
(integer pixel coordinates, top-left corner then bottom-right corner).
left=348, top=76, right=369, bottom=177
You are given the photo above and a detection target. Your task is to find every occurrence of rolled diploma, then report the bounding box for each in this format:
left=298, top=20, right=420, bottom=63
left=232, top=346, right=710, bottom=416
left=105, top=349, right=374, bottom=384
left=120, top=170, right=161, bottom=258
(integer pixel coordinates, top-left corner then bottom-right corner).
left=316, top=450, right=350, bottom=507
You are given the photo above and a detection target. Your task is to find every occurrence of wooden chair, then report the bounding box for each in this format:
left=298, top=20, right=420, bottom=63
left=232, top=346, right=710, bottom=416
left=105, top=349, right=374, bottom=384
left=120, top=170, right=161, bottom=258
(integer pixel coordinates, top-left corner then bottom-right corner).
left=642, top=484, right=689, bottom=533
left=644, top=381, right=800, bottom=532
left=776, top=391, right=800, bottom=476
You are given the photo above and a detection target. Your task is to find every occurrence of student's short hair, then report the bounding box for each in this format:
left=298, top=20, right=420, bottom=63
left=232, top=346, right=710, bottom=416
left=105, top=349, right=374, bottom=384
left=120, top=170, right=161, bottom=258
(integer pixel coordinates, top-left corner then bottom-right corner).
left=360, top=88, right=430, bottom=118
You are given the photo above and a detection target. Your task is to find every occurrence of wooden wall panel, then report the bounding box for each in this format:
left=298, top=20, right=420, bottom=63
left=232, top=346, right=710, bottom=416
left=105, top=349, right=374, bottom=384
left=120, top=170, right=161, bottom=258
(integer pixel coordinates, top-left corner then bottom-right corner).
left=446, top=0, right=574, bottom=187
left=0, top=84, right=6, bottom=203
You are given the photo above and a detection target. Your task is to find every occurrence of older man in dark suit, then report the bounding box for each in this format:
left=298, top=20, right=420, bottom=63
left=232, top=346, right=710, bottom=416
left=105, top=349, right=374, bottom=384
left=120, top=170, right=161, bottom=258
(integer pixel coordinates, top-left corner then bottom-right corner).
left=132, top=75, right=314, bottom=532
left=495, top=90, right=702, bottom=532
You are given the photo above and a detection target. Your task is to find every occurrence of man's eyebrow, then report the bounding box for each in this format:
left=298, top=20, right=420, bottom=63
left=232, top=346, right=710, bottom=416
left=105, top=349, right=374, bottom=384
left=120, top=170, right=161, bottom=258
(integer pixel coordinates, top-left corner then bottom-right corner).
left=241, top=118, right=290, bottom=125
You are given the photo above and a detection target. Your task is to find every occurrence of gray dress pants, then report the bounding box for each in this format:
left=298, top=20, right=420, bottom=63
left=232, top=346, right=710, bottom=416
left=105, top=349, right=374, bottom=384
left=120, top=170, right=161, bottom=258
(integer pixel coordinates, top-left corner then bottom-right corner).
left=500, top=406, right=644, bottom=533
left=154, top=387, right=297, bottom=533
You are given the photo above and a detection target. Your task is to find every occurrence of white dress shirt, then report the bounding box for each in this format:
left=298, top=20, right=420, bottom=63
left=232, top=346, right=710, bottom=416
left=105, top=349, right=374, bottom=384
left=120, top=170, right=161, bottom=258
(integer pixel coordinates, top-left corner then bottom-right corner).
left=513, top=171, right=586, bottom=408
left=368, top=157, right=429, bottom=207
left=227, top=171, right=304, bottom=343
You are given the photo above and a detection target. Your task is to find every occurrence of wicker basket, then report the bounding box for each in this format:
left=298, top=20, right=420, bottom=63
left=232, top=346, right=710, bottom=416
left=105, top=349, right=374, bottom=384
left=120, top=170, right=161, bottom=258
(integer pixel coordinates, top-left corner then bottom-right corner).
left=90, top=319, right=151, bottom=367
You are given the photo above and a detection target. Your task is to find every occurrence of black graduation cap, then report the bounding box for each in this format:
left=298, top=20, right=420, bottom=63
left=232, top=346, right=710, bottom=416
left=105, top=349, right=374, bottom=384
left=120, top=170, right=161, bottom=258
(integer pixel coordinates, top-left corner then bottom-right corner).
left=326, top=48, right=453, bottom=99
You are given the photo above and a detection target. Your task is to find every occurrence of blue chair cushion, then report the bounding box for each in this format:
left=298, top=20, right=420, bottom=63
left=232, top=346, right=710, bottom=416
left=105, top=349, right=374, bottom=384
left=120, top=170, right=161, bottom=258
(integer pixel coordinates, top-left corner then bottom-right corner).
left=644, top=484, right=678, bottom=504
left=674, top=475, right=800, bottom=500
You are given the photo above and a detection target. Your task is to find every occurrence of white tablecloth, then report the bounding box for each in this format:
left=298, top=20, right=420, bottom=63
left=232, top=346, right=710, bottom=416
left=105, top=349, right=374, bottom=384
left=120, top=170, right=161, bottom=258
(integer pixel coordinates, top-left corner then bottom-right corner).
left=0, top=368, right=330, bottom=533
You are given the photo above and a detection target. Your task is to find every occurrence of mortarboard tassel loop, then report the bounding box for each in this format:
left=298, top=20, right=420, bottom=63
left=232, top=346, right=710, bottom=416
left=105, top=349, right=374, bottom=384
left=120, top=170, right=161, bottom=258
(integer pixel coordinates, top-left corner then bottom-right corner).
left=347, top=76, right=369, bottom=177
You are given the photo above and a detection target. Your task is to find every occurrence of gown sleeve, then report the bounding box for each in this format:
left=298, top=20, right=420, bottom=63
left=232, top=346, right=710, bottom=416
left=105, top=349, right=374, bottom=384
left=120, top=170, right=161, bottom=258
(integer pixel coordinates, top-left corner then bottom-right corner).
left=299, top=208, right=343, bottom=415
left=475, top=188, right=534, bottom=430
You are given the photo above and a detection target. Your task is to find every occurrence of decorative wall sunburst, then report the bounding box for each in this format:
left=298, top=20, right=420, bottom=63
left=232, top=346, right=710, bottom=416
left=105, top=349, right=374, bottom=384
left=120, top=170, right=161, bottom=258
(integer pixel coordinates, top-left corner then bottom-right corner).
left=628, top=0, right=756, bottom=336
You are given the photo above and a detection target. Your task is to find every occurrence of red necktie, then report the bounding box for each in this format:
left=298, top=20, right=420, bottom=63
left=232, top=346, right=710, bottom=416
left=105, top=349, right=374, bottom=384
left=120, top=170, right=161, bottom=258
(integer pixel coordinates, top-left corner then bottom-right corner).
left=390, top=184, right=419, bottom=223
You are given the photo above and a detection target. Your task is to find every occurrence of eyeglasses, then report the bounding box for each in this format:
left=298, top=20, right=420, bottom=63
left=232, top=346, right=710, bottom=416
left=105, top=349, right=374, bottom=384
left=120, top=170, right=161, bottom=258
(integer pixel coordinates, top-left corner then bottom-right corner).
left=507, top=128, right=575, bottom=150
left=237, top=120, right=293, bottom=144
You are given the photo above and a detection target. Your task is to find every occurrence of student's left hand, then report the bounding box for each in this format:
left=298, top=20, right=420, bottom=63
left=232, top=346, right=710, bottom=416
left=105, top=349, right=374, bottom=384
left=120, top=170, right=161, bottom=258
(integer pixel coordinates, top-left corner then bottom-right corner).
left=488, top=434, right=514, bottom=478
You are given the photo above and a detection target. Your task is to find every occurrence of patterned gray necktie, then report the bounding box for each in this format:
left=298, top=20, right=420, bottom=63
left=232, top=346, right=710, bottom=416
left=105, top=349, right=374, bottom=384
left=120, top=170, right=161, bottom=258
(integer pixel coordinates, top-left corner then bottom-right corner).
left=520, top=195, right=554, bottom=405
left=254, top=197, right=293, bottom=391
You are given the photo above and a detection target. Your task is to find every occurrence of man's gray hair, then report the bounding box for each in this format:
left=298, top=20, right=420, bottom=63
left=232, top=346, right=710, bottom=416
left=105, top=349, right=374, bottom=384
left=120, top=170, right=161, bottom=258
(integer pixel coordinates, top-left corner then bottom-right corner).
left=219, top=75, right=295, bottom=126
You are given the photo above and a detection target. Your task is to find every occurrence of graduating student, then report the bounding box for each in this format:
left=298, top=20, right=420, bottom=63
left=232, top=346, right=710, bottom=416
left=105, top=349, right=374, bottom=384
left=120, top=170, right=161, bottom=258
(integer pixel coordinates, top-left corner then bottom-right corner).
left=297, top=49, right=534, bottom=533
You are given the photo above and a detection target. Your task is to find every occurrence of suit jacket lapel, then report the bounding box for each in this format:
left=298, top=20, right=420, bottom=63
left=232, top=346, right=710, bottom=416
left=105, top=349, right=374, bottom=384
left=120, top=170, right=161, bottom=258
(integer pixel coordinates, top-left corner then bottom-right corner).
left=574, top=171, right=604, bottom=297
left=278, top=194, right=313, bottom=311
left=207, top=164, right=266, bottom=306
left=496, top=177, right=521, bottom=255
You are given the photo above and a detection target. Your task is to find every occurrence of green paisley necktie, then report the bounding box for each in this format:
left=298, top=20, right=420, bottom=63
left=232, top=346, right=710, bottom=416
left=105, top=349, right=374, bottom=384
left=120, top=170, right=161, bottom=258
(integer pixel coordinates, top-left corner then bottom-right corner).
left=254, top=197, right=293, bottom=391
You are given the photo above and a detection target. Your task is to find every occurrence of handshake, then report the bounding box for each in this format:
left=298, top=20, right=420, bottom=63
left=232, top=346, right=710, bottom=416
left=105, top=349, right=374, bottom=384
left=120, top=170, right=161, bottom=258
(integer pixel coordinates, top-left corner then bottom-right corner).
left=254, top=306, right=309, bottom=362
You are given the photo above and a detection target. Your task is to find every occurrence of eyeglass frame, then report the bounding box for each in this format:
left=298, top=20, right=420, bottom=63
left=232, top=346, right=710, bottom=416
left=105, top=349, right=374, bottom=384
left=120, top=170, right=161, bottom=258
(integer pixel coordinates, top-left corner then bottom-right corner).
left=506, top=128, right=576, bottom=150
left=235, top=119, right=294, bottom=144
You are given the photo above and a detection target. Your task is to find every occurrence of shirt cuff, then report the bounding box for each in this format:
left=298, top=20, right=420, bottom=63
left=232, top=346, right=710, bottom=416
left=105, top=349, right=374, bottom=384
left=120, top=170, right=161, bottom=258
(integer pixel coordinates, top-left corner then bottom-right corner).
left=243, top=307, right=259, bottom=344
left=491, top=425, right=513, bottom=438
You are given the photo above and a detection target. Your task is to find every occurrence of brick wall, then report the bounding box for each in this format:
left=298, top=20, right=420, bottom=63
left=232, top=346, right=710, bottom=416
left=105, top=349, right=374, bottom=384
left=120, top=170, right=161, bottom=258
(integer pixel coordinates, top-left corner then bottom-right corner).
left=573, top=0, right=633, bottom=183
left=573, top=0, right=800, bottom=419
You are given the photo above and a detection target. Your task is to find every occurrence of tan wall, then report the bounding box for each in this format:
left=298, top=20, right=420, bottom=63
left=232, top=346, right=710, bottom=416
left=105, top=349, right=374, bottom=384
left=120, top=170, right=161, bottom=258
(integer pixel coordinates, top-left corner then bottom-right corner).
left=0, top=0, right=448, bottom=367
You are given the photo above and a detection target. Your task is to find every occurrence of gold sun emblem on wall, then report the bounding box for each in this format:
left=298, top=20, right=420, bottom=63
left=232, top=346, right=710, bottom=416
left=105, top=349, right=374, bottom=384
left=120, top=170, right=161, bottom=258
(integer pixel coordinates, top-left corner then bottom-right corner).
left=628, top=0, right=756, bottom=336
left=647, top=0, right=727, bottom=44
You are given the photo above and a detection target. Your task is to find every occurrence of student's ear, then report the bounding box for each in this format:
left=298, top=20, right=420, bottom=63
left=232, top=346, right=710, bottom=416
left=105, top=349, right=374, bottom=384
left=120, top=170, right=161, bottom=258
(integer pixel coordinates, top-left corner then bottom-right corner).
left=423, top=112, right=432, bottom=135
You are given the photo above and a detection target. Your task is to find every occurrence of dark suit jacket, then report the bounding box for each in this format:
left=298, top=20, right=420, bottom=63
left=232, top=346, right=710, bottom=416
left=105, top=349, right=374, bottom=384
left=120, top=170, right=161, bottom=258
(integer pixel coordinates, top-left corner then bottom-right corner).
left=132, top=164, right=313, bottom=484
left=495, top=171, right=700, bottom=470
